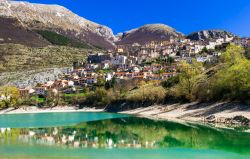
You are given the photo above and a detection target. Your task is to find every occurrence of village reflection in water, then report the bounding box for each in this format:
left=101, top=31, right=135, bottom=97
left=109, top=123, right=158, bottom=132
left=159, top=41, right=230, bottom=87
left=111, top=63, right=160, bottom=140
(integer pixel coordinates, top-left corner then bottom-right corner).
left=1, top=117, right=250, bottom=154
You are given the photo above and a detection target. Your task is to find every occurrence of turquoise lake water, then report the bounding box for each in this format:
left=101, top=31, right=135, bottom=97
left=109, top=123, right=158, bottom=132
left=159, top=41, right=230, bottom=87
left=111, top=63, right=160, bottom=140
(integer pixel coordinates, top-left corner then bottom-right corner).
left=0, top=112, right=250, bottom=159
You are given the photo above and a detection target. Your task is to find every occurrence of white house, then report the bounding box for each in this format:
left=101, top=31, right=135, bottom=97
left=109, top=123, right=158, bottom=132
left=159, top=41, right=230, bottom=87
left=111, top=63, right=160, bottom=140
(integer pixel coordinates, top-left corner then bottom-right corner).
left=101, top=60, right=111, bottom=69
left=111, top=55, right=127, bottom=66
left=105, top=73, right=113, bottom=82
left=68, top=81, right=74, bottom=87
left=194, top=44, right=205, bottom=54
left=206, top=41, right=217, bottom=50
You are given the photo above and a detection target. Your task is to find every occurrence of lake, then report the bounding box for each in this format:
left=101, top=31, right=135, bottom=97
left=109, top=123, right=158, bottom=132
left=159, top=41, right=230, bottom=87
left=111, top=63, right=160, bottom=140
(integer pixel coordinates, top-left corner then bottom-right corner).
left=0, top=112, right=249, bottom=159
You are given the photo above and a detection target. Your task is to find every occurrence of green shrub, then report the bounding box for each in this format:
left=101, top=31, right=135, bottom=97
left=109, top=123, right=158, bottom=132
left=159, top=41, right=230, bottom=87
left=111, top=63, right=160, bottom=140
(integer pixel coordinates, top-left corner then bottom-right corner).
left=126, top=84, right=166, bottom=104
left=84, top=88, right=113, bottom=107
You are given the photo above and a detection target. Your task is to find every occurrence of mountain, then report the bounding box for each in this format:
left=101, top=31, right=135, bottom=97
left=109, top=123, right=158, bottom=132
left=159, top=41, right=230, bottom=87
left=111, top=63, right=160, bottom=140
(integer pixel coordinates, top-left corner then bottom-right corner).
left=187, top=30, right=236, bottom=41
left=0, top=0, right=116, bottom=49
left=116, top=24, right=184, bottom=45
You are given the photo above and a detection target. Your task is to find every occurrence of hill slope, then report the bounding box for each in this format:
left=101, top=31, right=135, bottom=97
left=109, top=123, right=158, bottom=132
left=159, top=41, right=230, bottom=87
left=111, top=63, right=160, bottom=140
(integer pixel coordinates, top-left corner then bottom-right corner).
left=0, top=17, right=50, bottom=47
left=0, top=44, right=90, bottom=72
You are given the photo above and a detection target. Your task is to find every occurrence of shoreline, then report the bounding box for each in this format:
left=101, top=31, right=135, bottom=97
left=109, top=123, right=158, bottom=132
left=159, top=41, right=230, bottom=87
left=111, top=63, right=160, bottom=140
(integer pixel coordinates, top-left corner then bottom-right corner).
left=120, top=102, right=250, bottom=126
left=0, top=106, right=103, bottom=115
left=0, top=102, right=249, bottom=126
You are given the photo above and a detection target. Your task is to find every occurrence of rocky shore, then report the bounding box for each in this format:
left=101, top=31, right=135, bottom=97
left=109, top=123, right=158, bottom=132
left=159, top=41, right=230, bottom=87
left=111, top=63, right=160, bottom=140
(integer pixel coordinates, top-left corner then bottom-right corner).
left=121, top=102, right=250, bottom=126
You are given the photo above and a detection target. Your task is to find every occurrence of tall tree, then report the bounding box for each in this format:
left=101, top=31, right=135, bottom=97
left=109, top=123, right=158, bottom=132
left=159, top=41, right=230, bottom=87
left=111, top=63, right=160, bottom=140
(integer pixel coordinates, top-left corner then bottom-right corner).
left=174, top=59, right=205, bottom=101
left=211, top=44, right=250, bottom=101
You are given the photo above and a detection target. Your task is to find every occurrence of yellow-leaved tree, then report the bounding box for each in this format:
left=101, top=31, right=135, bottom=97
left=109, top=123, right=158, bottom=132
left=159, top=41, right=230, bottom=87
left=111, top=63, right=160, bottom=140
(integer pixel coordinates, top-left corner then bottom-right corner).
left=173, top=59, right=205, bottom=101
left=211, top=44, right=250, bottom=101
left=0, top=86, right=20, bottom=109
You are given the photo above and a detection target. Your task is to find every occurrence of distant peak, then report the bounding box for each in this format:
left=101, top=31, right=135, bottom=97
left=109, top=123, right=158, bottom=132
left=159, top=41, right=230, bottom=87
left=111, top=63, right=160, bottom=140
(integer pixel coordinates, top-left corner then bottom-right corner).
left=116, top=23, right=184, bottom=45
left=141, top=24, right=175, bottom=31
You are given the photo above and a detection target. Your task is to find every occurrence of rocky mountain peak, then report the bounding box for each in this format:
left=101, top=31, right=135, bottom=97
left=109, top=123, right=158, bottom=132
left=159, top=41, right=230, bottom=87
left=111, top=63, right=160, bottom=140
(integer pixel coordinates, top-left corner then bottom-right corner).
left=187, top=30, right=236, bottom=41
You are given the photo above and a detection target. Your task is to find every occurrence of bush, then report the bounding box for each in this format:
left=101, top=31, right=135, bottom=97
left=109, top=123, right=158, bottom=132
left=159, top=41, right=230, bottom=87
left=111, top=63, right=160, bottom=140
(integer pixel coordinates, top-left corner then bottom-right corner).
left=126, top=84, right=166, bottom=104
left=84, top=88, right=113, bottom=107
left=161, top=75, right=180, bottom=88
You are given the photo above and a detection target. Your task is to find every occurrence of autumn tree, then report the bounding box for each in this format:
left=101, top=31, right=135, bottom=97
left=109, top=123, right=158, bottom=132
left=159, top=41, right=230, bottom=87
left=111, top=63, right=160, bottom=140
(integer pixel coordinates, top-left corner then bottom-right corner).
left=173, top=59, right=205, bottom=101
left=0, top=86, right=20, bottom=109
left=210, top=44, right=250, bottom=101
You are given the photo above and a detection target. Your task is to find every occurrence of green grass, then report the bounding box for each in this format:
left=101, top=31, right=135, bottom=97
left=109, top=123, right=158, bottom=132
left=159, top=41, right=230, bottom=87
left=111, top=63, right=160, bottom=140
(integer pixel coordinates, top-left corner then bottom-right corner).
left=36, top=30, right=93, bottom=49
left=31, top=96, right=45, bottom=103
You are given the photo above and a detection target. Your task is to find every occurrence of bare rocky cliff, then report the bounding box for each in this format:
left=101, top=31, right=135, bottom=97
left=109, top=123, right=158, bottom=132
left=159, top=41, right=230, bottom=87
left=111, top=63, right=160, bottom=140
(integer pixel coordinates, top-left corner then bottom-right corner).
left=187, top=30, right=236, bottom=41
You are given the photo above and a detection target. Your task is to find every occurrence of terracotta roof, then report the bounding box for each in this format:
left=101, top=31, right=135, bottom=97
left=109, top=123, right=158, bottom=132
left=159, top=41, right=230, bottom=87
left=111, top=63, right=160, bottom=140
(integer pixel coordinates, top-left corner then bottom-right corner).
left=115, top=72, right=127, bottom=75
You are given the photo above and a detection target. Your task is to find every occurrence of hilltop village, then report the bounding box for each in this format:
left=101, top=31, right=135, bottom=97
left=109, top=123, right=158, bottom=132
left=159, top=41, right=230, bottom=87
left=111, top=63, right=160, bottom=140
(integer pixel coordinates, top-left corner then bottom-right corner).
left=17, top=36, right=250, bottom=98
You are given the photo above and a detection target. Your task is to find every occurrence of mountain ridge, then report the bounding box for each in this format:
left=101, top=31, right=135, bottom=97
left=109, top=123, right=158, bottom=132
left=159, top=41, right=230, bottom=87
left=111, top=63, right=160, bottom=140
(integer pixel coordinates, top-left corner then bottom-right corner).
left=0, top=0, right=242, bottom=49
left=0, top=0, right=116, bottom=49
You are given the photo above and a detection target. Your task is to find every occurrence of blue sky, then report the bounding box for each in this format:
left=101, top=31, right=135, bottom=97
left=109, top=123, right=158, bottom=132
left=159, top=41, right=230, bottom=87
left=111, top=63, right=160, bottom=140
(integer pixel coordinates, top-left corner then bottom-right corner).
left=16, top=0, right=250, bottom=37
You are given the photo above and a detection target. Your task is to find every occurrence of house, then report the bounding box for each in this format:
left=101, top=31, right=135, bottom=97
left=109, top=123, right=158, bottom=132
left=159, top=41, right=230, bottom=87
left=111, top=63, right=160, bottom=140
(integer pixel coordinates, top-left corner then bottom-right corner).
left=117, top=48, right=124, bottom=53
left=34, top=87, right=47, bottom=95
left=86, top=72, right=97, bottom=78
left=161, top=72, right=177, bottom=79
left=52, top=80, right=68, bottom=88
left=196, top=56, right=208, bottom=62
left=114, top=72, right=127, bottom=79
left=111, top=55, right=127, bottom=66
left=151, top=64, right=163, bottom=72
left=101, top=60, right=111, bottom=69
left=234, top=38, right=250, bottom=48
left=129, top=66, right=140, bottom=73
left=194, top=44, right=205, bottom=54
left=74, top=77, right=87, bottom=86
left=41, top=81, right=54, bottom=89
left=165, top=65, right=177, bottom=73
left=124, top=73, right=134, bottom=79
left=133, top=72, right=148, bottom=79
left=19, top=88, right=30, bottom=97
left=86, top=77, right=97, bottom=84
left=206, top=41, right=217, bottom=50
left=86, top=64, right=99, bottom=70
left=68, top=81, right=74, bottom=87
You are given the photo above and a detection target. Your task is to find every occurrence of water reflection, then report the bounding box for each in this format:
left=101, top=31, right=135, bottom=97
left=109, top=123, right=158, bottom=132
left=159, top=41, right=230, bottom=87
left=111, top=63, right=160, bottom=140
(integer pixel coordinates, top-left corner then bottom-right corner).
left=1, top=117, right=250, bottom=155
